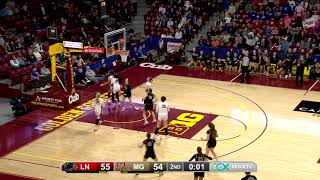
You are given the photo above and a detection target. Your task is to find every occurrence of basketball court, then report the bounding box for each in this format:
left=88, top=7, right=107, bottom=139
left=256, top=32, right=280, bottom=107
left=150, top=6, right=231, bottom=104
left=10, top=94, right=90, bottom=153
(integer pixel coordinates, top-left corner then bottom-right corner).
left=0, top=65, right=319, bottom=180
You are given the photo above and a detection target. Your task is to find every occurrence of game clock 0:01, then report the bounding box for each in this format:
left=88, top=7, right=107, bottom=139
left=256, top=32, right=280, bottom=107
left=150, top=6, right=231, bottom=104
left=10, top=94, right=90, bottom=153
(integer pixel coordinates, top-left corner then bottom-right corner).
left=184, top=162, right=209, bottom=172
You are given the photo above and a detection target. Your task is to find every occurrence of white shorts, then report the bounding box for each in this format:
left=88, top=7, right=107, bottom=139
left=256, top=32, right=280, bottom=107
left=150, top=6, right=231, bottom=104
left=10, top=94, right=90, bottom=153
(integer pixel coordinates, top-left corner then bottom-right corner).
left=113, top=84, right=121, bottom=94
left=158, top=113, right=168, bottom=121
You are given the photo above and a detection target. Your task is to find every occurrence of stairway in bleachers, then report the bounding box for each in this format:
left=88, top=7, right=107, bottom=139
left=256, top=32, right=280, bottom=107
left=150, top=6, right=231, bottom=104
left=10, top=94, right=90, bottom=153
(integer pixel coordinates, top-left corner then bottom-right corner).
left=125, top=0, right=151, bottom=35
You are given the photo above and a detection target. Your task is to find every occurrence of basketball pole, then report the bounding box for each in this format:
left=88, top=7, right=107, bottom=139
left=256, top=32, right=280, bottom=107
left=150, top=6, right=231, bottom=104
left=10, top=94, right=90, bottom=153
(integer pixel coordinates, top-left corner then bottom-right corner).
left=304, top=80, right=319, bottom=96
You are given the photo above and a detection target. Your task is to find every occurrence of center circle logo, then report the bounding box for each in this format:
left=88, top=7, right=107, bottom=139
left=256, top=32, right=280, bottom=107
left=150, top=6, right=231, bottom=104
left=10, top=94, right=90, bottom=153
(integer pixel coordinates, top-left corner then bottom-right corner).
left=139, top=63, right=173, bottom=70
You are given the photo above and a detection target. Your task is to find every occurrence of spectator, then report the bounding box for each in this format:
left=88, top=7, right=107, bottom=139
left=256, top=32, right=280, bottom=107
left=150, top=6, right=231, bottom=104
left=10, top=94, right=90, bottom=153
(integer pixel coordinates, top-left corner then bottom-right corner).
left=175, top=29, right=183, bottom=39
left=211, top=37, right=220, bottom=48
left=32, top=47, right=42, bottom=61
left=167, top=18, right=174, bottom=28
left=85, top=66, right=103, bottom=83
left=131, top=47, right=142, bottom=60
left=16, top=52, right=26, bottom=66
left=288, top=0, right=296, bottom=11
left=15, top=38, right=22, bottom=51
left=159, top=4, right=166, bottom=14
left=281, top=37, right=289, bottom=52
left=40, top=3, right=46, bottom=17
left=24, top=33, right=34, bottom=47
left=227, top=3, right=236, bottom=15
left=31, top=68, right=44, bottom=80
left=5, top=41, right=15, bottom=53
left=79, top=27, right=87, bottom=40
left=99, top=63, right=108, bottom=77
left=276, top=60, right=284, bottom=79
left=295, top=3, right=305, bottom=23
left=31, top=18, right=42, bottom=31
left=141, top=44, right=148, bottom=57
left=26, top=49, right=37, bottom=64
left=77, top=55, right=85, bottom=67
left=9, top=55, right=20, bottom=68
left=40, top=65, right=51, bottom=76
left=21, top=2, right=29, bottom=12
left=32, top=41, right=44, bottom=53
left=0, top=33, right=5, bottom=47
left=244, top=32, right=257, bottom=50
left=75, top=68, right=90, bottom=87
left=198, top=36, right=205, bottom=46
left=241, top=172, right=257, bottom=180
left=0, top=5, right=12, bottom=16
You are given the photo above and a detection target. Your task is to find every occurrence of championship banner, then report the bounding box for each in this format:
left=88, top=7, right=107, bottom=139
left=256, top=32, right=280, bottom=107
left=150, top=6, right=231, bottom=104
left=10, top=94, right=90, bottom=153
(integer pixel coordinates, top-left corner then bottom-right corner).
left=167, top=42, right=183, bottom=54
left=83, top=47, right=105, bottom=53
left=303, top=18, right=316, bottom=29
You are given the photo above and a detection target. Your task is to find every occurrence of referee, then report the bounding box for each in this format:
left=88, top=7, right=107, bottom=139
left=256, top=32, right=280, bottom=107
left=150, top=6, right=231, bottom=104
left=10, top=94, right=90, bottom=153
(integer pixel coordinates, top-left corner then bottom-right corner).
left=240, top=50, right=250, bottom=83
left=295, top=55, right=306, bottom=87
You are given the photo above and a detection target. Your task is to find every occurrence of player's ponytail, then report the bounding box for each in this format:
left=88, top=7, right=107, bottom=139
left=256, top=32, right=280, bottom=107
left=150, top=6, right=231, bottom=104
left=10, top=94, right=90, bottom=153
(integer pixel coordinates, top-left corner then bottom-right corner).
left=208, top=122, right=217, bottom=139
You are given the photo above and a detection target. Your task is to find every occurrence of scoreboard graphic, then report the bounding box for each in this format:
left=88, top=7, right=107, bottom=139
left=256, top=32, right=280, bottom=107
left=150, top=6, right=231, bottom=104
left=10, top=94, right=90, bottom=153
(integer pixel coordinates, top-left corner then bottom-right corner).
left=61, top=161, right=257, bottom=173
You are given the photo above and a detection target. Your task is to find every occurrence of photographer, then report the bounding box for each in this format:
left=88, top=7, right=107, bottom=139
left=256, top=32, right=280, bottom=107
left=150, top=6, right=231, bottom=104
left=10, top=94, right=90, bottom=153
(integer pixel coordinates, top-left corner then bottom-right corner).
left=10, top=97, right=29, bottom=117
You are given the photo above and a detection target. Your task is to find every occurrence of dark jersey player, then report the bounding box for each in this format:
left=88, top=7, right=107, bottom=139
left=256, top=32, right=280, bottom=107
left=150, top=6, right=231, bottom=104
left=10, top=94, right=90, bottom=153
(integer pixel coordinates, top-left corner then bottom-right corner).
left=189, top=147, right=212, bottom=180
left=201, top=122, right=218, bottom=161
left=138, top=133, right=163, bottom=176
left=241, top=172, right=257, bottom=180
left=141, top=133, right=159, bottom=161
left=121, top=78, right=138, bottom=112
left=142, top=88, right=157, bottom=125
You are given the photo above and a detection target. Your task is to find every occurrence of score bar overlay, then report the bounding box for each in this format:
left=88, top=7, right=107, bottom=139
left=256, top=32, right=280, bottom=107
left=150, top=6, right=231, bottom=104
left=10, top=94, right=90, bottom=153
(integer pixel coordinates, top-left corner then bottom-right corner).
left=62, top=161, right=257, bottom=173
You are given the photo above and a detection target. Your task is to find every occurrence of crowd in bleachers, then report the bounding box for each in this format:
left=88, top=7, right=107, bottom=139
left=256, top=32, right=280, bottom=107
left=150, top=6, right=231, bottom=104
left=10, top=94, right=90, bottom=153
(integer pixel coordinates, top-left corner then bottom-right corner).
left=144, top=0, right=229, bottom=45
left=189, top=0, right=320, bottom=80
left=0, top=0, right=137, bottom=92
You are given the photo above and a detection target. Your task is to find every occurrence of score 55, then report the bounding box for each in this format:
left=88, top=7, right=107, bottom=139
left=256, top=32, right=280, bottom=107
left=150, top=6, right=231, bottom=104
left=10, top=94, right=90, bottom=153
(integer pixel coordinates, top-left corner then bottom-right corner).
left=100, top=162, right=114, bottom=172
left=153, top=162, right=167, bottom=171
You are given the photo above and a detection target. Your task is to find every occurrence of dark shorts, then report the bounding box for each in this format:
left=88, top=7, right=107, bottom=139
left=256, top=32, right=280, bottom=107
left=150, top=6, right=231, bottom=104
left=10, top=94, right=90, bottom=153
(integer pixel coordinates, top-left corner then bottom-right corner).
left=112, top=92, right=119, bottom=102
left=194, top=172, right=205, bottom=177
left=144, top=104, right=153, bottom=111
left=144, top=151, right=156, bottom=160
left=95, top=118, right=100, bottom=125
left=124, top=93, right=131, bottom=98
left=207, top=140, right=217, bottom=148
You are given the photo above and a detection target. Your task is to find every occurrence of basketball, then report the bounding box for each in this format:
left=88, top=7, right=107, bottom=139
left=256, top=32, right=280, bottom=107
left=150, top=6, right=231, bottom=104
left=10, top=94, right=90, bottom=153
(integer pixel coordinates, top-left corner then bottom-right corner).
left=114, top=50, right=121, bottom=55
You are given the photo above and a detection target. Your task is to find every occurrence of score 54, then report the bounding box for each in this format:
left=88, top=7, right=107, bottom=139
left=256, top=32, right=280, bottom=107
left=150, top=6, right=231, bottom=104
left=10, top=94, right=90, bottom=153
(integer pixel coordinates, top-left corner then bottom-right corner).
left=153, top=162, right=167, bottom=171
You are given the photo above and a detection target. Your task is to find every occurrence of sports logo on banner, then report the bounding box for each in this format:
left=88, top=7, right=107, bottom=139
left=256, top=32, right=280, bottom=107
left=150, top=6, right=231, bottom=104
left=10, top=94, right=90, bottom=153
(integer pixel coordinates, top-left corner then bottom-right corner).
left=294, top=100, right=320, bottom=115
left=167, top=42, right=183, bottom=54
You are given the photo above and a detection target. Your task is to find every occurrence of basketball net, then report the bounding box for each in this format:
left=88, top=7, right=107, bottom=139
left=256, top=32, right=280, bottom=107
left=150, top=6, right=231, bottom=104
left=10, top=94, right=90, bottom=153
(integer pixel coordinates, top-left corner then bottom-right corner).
left=119, top=50, right=129, bottom=63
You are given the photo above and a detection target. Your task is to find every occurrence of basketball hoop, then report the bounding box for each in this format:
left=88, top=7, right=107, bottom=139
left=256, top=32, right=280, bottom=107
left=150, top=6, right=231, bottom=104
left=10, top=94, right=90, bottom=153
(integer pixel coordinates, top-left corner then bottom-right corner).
left=119, top=50, right=129, bottom=62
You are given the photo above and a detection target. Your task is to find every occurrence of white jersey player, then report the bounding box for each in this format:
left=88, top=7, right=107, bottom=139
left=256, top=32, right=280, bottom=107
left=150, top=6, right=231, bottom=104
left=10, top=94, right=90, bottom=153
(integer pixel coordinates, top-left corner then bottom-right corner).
left=155, top=96, right=170, bottom=138
left=111, top=75, right=121, bottom=108
left=93, top=92, right=105, bottom=132
left=145, top=77, right=152, bottom=92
